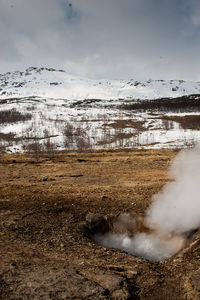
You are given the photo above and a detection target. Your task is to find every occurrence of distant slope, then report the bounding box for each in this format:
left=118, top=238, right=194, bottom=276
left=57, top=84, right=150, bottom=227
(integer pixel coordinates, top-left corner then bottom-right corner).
left=1, top=67, right=200, bottom=101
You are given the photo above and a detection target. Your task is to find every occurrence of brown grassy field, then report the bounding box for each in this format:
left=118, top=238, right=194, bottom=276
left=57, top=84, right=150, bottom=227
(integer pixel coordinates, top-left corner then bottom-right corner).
left=159, top=115, right=200, bottom=130
left=1, top=149, right=200, bottom=299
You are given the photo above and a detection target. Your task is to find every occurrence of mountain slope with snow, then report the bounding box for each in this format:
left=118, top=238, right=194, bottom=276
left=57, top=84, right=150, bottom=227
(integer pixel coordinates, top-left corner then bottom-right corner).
left=1, top=67, right=200, bottom=101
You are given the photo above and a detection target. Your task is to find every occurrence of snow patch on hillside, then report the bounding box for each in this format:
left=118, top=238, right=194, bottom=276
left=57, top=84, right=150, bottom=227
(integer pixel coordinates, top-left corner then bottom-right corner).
left=1, top=67, right=200, bottom=101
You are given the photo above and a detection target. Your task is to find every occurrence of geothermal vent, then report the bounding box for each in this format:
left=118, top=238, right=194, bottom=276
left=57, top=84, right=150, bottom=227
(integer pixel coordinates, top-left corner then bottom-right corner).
left=80, top=146, right=200, bottom=262
left=80, top=212, right=194, bottom=262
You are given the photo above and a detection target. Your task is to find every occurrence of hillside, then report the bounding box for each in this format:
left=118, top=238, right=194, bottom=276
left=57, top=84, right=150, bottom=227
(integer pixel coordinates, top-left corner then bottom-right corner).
left=1, top=67, right=200, bottom=101
left=0, top=67, right=200, bottom=153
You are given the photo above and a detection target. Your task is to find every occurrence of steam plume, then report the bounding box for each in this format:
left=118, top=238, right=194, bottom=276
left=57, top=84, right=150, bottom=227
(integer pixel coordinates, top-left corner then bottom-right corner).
left=94, top=146, right=200, bottom=261
left=146, top=146, right=200, bottom=234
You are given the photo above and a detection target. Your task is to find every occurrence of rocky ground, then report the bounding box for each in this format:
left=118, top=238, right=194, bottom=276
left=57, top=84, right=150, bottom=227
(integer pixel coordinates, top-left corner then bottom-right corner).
left=1, top=149, right=200, bottom=299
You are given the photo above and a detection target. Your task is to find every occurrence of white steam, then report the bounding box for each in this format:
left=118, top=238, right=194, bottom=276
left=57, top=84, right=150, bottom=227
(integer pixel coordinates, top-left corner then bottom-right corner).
left=94, top=232, right=185, bottom=261
left=146, top=146, right=200, bottom=234
left=94, top=146, right=200, bottom=261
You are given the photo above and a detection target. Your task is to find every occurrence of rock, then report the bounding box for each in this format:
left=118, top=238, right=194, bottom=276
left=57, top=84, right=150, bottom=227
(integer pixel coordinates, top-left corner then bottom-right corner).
left=93, top=274, right=121, bottom=291
left=77, top=159, right=87, bottom=162
left=79, top=213, right=110, bottom=237
left=42, top=176, right=48, bottom=181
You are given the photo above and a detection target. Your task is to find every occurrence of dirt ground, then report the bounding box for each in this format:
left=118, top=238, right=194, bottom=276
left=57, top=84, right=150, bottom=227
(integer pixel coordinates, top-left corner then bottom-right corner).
left=1, top=149, right=200, bottom=300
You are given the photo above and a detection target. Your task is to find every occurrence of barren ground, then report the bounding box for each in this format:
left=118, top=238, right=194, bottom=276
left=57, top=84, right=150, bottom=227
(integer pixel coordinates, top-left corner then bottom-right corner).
left=1, top=149, right=200, bottom=299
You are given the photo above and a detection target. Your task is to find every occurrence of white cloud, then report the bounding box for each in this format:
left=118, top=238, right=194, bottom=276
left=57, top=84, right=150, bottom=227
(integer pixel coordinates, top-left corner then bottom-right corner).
left=191, top=12, right=200, bottom=26
left=0, top=0, right=200, bottom=80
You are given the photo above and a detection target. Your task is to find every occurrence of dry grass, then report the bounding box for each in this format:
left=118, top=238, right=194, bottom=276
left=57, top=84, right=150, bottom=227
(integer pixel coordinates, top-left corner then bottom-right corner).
left=105, top=119, right=145, bottom=131
left=3, top=149, right=200, bottom=299
left=158, top=115, right=200, bottom=129
left=0, top=149, right=176, bottom=215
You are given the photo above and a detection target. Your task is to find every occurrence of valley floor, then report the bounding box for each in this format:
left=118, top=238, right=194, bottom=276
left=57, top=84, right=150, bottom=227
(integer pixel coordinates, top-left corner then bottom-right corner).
left=1, top=149, right=200, bottom=299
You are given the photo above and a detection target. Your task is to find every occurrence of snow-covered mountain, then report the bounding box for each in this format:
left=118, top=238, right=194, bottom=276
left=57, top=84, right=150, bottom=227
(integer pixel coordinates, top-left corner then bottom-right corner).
left=1, top=66, right=200, bottom=101
left=1, top=67, right=200, bottom=153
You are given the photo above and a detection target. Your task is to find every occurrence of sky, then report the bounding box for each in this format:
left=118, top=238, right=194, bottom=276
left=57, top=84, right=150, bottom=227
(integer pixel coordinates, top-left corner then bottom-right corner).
left=1, top=0, right=200, bottom=80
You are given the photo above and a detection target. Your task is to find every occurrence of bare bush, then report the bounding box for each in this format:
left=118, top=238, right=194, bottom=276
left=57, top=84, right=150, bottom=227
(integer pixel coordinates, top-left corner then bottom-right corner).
left=26, top=105, right=36, bottom=111
left=75, top=136, right=91, bottom=152
left=43, top=138, right=56, bottom=159
left=63, top=122, right=75, bottom=150
left=0, top=142, right=6, bottom=154
left=0, top=109, right=32, bottom=124
left=161, top=119, right=175, bottom=130
left=25, top=142, right=44, bottom=160
left=74, top=126, right=86, bottom=137
left=63, top=122, right=92, bottom=151
left=43, top=128, right=50, bottom=138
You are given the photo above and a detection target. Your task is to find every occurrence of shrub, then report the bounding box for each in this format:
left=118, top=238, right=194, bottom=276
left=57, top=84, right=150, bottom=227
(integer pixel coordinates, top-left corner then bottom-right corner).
left=75, top=136, right=91, bottom=152
left=0, top=142, right=6, bottom=154
left=43, top=138, right=56, bottom=159
left=63, top=122, right=75, bottom=150
left=63, top=122, right=92, bottom=151
left=25, top=142, right=44, bottom=160
left=0, top=109, right=32, bottom=124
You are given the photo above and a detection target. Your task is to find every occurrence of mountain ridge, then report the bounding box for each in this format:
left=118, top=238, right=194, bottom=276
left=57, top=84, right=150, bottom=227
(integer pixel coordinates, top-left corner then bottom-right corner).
left=1, top=66, right=200, bottom=101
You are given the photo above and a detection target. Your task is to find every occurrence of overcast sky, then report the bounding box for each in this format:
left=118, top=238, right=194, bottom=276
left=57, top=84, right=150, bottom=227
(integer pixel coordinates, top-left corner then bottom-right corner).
left=1, top=0, right=200, bottom=80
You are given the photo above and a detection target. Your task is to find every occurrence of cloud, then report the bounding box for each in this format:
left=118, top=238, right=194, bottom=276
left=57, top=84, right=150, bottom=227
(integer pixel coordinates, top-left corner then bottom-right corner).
left=0, top=0, right=200, bottom=80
